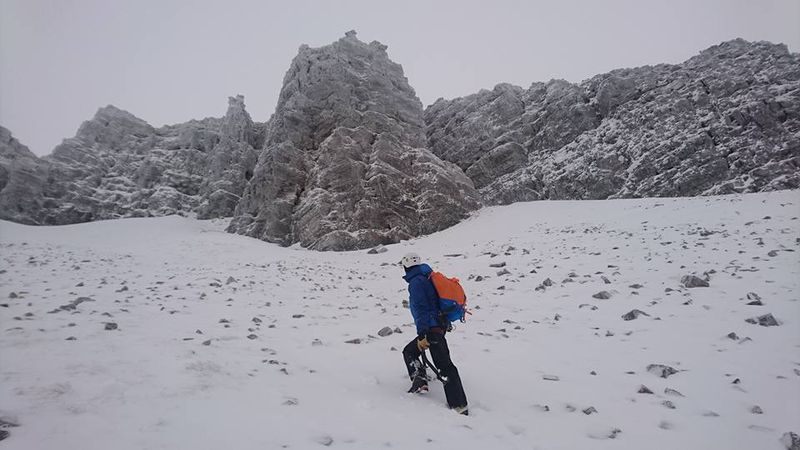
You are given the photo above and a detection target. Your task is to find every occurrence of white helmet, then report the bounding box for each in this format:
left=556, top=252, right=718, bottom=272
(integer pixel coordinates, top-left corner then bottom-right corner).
left=400, top=252, right=421, bottom=268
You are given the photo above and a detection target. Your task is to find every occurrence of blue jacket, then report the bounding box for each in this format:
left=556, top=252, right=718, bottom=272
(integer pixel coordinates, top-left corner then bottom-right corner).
left=403, top=264, right=440, bottom=335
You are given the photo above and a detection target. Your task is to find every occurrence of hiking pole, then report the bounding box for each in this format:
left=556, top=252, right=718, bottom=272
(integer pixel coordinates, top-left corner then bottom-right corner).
left=420, top=350, right=448, bottom=384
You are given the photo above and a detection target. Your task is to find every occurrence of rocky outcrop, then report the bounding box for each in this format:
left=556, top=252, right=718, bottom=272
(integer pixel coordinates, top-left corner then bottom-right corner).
left=2, top=35, right=797, bottom=251
left=1, top=96, right=262, bottom=224
left=425, top=39, right=800, bottom=204
left=228, top=31, right=480, bottom=250
left=0, top=126, right=48, bottom=224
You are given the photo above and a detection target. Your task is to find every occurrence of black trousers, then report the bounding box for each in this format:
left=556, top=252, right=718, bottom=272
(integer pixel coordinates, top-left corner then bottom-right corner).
left=402, top=331, right=468, bottom=409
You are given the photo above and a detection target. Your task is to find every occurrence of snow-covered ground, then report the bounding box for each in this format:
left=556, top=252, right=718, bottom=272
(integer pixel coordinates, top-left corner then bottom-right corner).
left=1, top=191, right=799, bottom=450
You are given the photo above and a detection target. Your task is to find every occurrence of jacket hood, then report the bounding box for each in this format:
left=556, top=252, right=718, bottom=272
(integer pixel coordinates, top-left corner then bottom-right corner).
left=403, top=263, right=432, bottom=282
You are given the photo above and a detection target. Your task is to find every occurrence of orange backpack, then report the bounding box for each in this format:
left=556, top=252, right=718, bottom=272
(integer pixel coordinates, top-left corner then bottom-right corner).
left=429, top=271, right=470, bottom=323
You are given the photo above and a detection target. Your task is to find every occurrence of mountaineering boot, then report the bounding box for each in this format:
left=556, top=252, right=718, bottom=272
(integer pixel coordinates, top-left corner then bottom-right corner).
left=452, top=405, right=469, bottom=416
left=407, top=376, right=429, bottom=394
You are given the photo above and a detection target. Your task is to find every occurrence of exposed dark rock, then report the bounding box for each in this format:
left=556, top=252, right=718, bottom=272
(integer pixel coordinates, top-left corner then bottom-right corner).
left=664, top=388, right=684, bottom=397
left=377, top=326, right=393, bottom=337
left=647, top=364, right=679, bottom=378
left=104, top=322, right=118, bottom=330
left=681, top=275, right=709, bottom=288
left=592, top=291, right=612, bottom=299
left=745, top=313, right=780, bottom=326
left=622, top=309, right=650, bottom=321
left=781, top=431, right=800, bottom=450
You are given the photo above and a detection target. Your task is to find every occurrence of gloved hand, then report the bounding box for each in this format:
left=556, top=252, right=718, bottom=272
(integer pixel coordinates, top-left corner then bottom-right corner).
left=416, top=336, right=430, bottom=351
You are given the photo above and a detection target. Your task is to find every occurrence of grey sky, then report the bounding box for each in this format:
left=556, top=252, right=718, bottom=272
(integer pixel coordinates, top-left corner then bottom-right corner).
left=2, top=0, right=798, bottom=156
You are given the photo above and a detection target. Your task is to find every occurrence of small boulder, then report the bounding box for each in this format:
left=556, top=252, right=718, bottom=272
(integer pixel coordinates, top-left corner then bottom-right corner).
left=592, top=291, right=612, bottom=300
left=367, top=245, right=388, bottom=254
left=622, top=309, right=650, bottom=321
left=377, top=326, right=393, bottom=337
left=104, top=322, right=118, bottom=331
left=647, top=364, right=678, bottom=378
left=745, top=313, right=780, bottom=327
left=638, top=385, right=653, bottom=394
left=781, top=432, right=800, bottom=450
left=664, top=388, right=684, bottom=397
left=681, top=275, right=709, bottom=288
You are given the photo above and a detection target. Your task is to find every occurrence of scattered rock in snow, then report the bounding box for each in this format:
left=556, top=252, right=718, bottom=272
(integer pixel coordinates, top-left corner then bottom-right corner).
left=659, top=421, right=674, bottom=430
left=629, top=283, right=644, bottom=289
left=367, top=245, right=388, bottom=254
left=751, top=405, right=764, bottom=414
left=622, top=309, right=650, bottom=321
left=583, top=406, right=598, bottom=415
left=247, top=334, right=258, bottom=340
left=8, top=292, right=18, bottom=299
left=745, top=313, right=780, bottom=326
left=768, top=250, right=779, bottom=257
left=226, top=276, right=237, bottom=284
left=664, top=388, right=684, bottom=397
left=542, top=278, right=554, bottom=287
left=377, top=326, right=393, bottom=337
left=104, top=322, right=118, bottom=330
left=497, top=268, right=511, bottom=276
left=345, top=338, right=362, bottom=344
left=702, top=411, right=720, bottom=417
left=315, top=435, right=334, bottom=446
left=489, top=262, right=506, bottom=268
left=48, top=296, right=94, bottom=313
left=579, top=304, right=598, bottom=310
left=662, top=400, right=676, bottom=409
left=638, top=385, right=654, bottom=394
left=726, top=332, right=740, bottom=340
left=543, top=375, right=560, bottom=381
left=312, top=339, right=323, bottom=346
left=283, top=397, right=298, bottom=406
left=681, top=275, right=709, bottom=288
left=592, top=291, right=612, bottom=299
left=601, top=276, right=611, bottom=284
left=781, top=432, right=800, bottom=450
left=202, top=340, right=211, bottom=346
left=647, top=364, right=678, bottom=378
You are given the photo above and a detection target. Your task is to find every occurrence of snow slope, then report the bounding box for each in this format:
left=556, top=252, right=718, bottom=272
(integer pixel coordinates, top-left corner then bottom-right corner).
left=1, top=191, right=799, bottom=450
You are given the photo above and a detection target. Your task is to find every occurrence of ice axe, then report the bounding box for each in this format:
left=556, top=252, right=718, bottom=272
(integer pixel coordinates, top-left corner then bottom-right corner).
left=420, top=350, right=448, bottom=384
